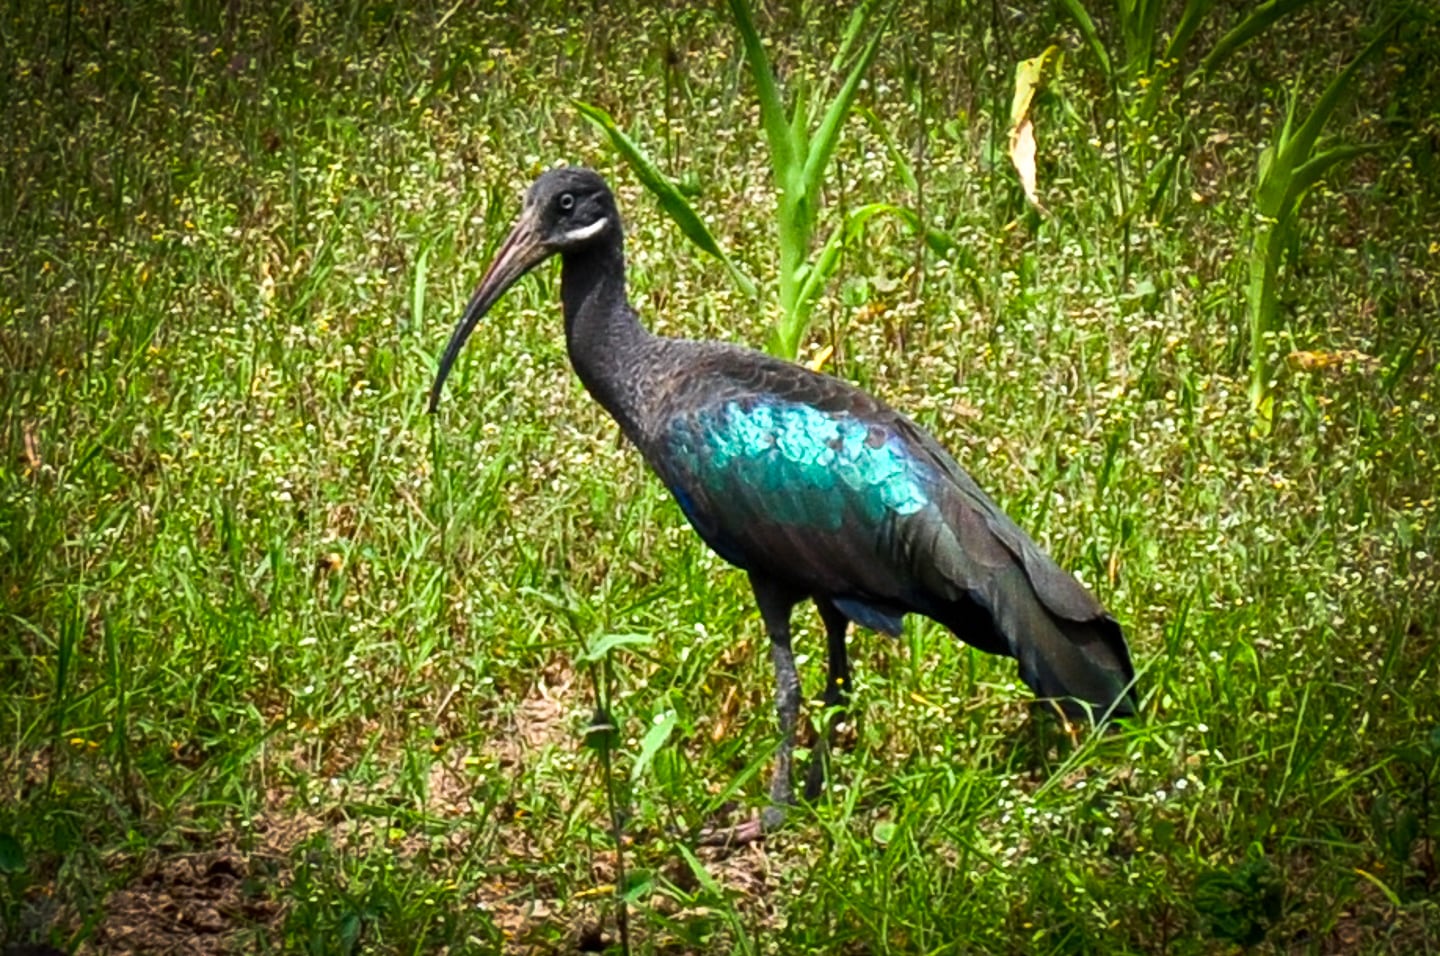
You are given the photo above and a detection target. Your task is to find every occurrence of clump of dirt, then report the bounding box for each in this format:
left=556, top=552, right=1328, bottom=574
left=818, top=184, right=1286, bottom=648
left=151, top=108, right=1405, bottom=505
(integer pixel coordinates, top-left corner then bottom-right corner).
left=478, top=657, right=580, bottom=773
left=26, top=659, right=787, bottom=953
left=79, top=850, right=273, bottom=955
left=71, top=810, right=319, bottom=955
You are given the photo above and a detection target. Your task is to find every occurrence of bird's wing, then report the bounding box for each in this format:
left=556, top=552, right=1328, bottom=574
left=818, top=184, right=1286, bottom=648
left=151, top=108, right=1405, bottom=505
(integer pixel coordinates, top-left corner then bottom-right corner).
left=650, top=349, right=1134, bottom=714
left=890, top=415, right=1111, bottom=624
left=881, top=416, right=1134, bottom=712
left=650, top=352, right=936, bottom=611
left=650, top=350, right=1039, bottom=611
left=657, top=400, right=914, bottom=589
left=652, top=347, right=1103, bottom=618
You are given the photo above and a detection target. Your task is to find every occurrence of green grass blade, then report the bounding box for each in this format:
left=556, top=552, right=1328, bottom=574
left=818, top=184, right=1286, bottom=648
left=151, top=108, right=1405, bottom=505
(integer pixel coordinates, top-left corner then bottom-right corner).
left=1116, top=0, right=1158, bottom=75
left=800, top=1, right=895, bottom=207
left=1382, top=326, right=1430, bottom=395
left=411, top=241, right=429, bottom=329
left=1199, top=0, right=1318, bottom=76
left=1137, top=0, right=1163, bottom=62
left=1164, top=0, right=1217, bottom=62
left=830, top=0, right=882, bottom=75
left=675, top=843, right=757, bottom=954
left=795, top=202, right=909, bottom=312
left=1057, top=0, right=1113, bottom=76
left=575, top=100, right=757, bottom=297
left=1281, top=143, right=1385, bottom=214
left=859, top=104, right=918, bottom=195
left=1144, top=149, right=1185, bottom=218
left=1354, top=867, right=1404, bottom=909
left=1278, top=26, right=1389, bottom=173
left=727, top=0, right=795, bottom=174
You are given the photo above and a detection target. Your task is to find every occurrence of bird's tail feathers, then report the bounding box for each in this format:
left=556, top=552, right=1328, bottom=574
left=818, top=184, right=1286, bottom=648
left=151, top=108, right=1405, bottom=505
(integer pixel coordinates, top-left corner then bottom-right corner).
left=993, top=591, right=1137, bottom=721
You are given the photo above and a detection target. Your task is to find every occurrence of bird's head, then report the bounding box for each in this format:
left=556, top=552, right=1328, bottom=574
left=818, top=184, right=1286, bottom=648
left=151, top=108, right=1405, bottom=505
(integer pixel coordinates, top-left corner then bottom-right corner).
left=429, top=167, right=618, bottom=411
left=524, top=166, right=620, bottom=253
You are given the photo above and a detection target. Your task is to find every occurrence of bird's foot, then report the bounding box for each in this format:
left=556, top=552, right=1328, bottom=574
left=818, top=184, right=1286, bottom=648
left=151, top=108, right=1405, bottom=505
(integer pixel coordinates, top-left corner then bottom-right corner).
left=696, top=805, right=786, bottom=848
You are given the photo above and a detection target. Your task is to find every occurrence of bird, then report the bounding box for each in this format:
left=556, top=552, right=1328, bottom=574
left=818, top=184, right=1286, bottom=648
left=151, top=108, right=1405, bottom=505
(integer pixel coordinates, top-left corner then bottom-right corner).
left=430, top=166, right=1137, bottom=841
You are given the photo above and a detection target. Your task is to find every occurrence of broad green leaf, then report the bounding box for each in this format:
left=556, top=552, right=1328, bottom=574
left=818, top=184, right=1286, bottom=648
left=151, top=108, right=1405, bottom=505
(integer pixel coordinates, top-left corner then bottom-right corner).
left=575, top=100, right=757, bottom=297
left=872, top=819, right=897, bottom=845
left=1278, top=26, right=1389, bottom=174
left=1165, top=0, right=1217, bottom=62
left=790, top=74, right=811, bottom=159
left=630, top=709, right=677, bottom=783
left=1256, top=143, right=1277, bottom=190
left=727, top=0, right=795, bottom=172
left=725, top=0, right=897, bottom=361
left=340, top=911, right=363, bottom=953
left=1117, top=0, right=1162, bottom=74
left=1255, top=144, right=1288, bottom=217
left=1246, top=218, right=1284, bottom=417
left=580, top=631, right=654, bottom=662
left=1251, top=390, right=1275, bottom=437
left=922, top=225, right=957, bottom=255
left=796, top=202, right=910, bottom=310
left=1200, top=0, right=1318, bottom=76
left=831, top=0, right=883, bottom=76
left=621, top=869, right=656, bottom=903
left=800, top=1, right=896, bottom=208
left=1281, top=143, right=1385, bottom=215
left=1057, top=0, right=1112, bottom=76
left=1137, top=0, right=1163, bottom=63
left=1010, top=46, right=1061, bottom=130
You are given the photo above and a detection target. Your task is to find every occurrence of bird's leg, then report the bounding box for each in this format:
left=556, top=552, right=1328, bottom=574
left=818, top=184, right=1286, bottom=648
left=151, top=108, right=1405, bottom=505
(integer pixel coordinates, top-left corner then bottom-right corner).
left=805, top=599, right=852, bottom=801
left=696, top=575, right=801, bottom=846
left=750, top=576, right=803, bottom=831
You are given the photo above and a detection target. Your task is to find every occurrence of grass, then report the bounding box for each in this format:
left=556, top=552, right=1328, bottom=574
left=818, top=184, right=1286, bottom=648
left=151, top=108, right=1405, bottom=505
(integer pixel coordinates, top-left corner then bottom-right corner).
left=1, top=0, right=1437, bottom=952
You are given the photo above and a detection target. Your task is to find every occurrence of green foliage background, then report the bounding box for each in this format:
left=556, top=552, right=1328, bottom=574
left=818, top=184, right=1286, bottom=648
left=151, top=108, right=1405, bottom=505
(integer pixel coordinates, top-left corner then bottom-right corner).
left=1, top=1, right=1437, bottom=952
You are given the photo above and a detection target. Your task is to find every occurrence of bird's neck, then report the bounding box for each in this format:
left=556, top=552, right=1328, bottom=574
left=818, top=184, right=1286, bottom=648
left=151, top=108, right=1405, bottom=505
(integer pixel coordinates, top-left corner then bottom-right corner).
left=560, top=239, right=656, bottom=440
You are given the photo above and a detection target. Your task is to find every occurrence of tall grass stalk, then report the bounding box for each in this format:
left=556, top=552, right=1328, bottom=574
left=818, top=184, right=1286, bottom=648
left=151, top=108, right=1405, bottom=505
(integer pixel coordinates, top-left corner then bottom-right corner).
left=1247, top=25, right=1390, bottom=424
left=584, top=0, right=899, bottom=360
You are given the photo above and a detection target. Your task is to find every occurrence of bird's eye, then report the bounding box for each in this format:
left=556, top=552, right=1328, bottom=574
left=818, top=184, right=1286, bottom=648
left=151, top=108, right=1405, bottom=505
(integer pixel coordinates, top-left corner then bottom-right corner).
left=559, top=192, right=575, bottom=212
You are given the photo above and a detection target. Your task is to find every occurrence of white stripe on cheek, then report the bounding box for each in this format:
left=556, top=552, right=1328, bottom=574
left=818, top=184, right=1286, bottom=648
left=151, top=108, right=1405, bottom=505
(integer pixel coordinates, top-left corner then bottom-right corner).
left=562, top=217, right=608, bottom=242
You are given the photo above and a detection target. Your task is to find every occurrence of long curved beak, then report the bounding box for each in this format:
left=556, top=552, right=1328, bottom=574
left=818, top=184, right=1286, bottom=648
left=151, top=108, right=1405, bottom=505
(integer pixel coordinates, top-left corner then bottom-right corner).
left=429, top=207, right=550, bottom=412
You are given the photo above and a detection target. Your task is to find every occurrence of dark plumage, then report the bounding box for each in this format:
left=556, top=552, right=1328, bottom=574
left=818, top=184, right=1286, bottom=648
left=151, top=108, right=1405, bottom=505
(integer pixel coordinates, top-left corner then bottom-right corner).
left=431, top=167, right=1137, bottom=839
